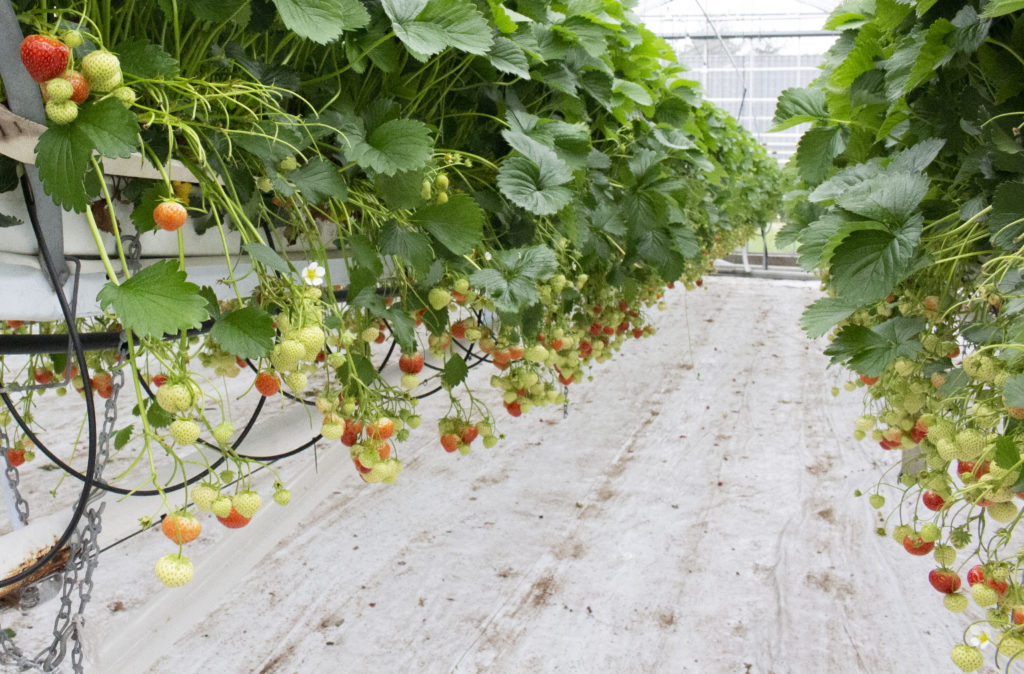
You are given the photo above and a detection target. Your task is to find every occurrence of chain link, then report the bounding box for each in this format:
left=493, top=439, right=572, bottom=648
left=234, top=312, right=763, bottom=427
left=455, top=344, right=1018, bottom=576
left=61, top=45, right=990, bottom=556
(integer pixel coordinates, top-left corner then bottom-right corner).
left=0, top=360, right=122, bottom=672
left=2, top=422, right=30, bottom=526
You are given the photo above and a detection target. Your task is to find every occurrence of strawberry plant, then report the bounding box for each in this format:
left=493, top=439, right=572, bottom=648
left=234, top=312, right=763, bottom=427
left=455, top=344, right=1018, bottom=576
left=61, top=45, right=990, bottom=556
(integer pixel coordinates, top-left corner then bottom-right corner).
left=779, top=0, right=1024, bottom=669
left=0, top=0, right=781, bottom=615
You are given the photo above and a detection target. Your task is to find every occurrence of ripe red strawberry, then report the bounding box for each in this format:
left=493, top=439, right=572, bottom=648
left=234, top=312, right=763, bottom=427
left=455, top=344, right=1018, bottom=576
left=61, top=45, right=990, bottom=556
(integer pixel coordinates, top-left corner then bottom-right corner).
left=967, top=565, right=986, bottom=586
left=216, top=507, right=251, bottom=528
left=928, top=569, right=961, bottom=594
left=452, top=290, right=466, bottom=304
left=922, top=491, right=945, bottom=511
left=152, top=373, right=168, bottom=387
left=20, top=35, right=70, bottom=83
left=958, top=460, right=989, bottom=479
left=91, top=372, right=112, bottom=399
left=34, top=370, right=53, bottom=385
left=153, top=201, right=188, bottom=231
left=558, top=372, right=574, bottom=385
left=460, top=425, right=479, bottom=444
left=860, top=374, right=878, bottom=385
left=910, top=418, right=928, bottom=443
left=590, top=323, right=602, bottom=336
left=161, top=512, right=202, bottom=544
left=63, top=71, right=89, bottom=104
left=254, top=371, right=279, bottom=396
left=549, top=338, right=563, bottom=351
left=352, top=456, right=372, bottom=474
left=6, top=448, right=25, bottom=467
left=6, top=320, right=24, bottom=328
left=451, top=322, right=467, bottom=339
left=492, top=350, right=511, bottom=369
left=504, top=401, right=522, bottom=417
left=399, top=352, right=424, bottom=374
left=441, top=433, right=460, bottom=452
left=903, top=535, right=934, bottom=556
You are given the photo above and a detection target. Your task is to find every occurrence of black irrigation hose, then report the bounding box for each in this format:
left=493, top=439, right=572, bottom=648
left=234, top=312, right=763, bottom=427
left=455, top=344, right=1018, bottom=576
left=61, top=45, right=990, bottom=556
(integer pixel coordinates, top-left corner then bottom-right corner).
left=0, top=175, right=98, bottom=590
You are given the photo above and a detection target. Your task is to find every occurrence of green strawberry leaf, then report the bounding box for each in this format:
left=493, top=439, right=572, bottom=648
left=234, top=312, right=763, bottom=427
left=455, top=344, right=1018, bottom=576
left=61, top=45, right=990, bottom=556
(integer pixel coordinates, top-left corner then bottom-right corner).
left=383, top=0, right=493, bottom=59
left=77, top=98, right=140, bottom=159
left=97, top=260, right=209, bottom=338
left=289, top=158, right=347, bottom=203
left=209, top=306, right=275, bottom=359
left=35, top=124, right=94, bottom=212
left=1004, top=374, right=1024, bottom=408
left=349, top=233, right=384, bottom=276
left=800, top=297, right=861, bottom=339
left=989, top=182, right=1024, bottom=250
left=271, top=0, right=369, bottom=44
left=442, top=353, right=469, bottom=389
left=828, top=218, right=923, bottom=304
left=349, top=118, right=433, bottom=176
left=116, top=40, right=180, bottom=79
left=243, top=242, right=292, bottom=275
left=113, top=426, right=134, bottom=450
left=497, top=155, right=572, bottom=215
left=995, top=434, right=1020, bottom=470
left=981, top=0, right=1024, bottom=17
left=384, top=307, right=417, bottom=353
left=771, top=87, right=827, bottom=132
left=824, top=316, right=925, bottom=377
left=410, top=193, right=484, bottom=255
left=489, top=36, right=530, bottom=78
left=381, top=221, right=434, bottom=277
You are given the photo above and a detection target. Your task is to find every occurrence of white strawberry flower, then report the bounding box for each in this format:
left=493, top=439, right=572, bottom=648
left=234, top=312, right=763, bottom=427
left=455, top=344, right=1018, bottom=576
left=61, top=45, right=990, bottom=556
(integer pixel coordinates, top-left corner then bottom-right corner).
left=967, top=628, right=992, bottom=650
left=301, top=262, right=325, bottom=286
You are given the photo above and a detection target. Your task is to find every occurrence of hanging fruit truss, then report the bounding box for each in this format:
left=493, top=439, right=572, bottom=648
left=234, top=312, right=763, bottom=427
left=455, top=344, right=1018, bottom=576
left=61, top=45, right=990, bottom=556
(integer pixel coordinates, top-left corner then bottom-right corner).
left=0, top=0, right=782, bottom=671
left=779, top=0, right=1024, bottom=671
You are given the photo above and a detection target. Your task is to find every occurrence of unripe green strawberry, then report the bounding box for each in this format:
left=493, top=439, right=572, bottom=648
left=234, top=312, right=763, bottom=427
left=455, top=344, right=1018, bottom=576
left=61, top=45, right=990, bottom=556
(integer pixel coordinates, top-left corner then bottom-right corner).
left=154, top=553, right=193, bottom=587
left=156, top=383, right=192, bottom=413
left=453, top=277, right=469, bottom=293
left=273, top=487, right=291, bottom=505
left=892, top=524, right=913, bottom=543
left=278, top=156, right=298, bottom=171
left=45, top=77, right=74, bottom=102
left=212, top=421, right=234, bottom=445
left=360, top=327, right=379, bottom=343
left=944, top=593, right=968, bottom=613
left=81, top=50, right=121, bottom=92
left=991, top=565, right=1012, bottom=582
left=407, top=414, right=422, bottom=429
left=937, top=439, right=958, bottom=461
left=295, top=326, right=325, bottom=360
left=192, top=483, right=219, bottom=511
left=45, top=100, right=78, bottom=124
left=524, top=345, right=548, bottom=362
left=999, top=633, right=1024, bottom=658
left=483, top=434, right=498, bottom=448
left=956, top=429, right=986, bottom=461
left=920, top=523, right=941, bottom=542
left=868, top=493, right=885, bottom=509
left=428, top=287, right=451, bottom=311
left=972, top=582, right=999, bottom=607
left=950, top=644, right=983, bottom=672
left=257, top=176, right=273, bottom=192
left=111, top=86, right=136, bottom=107
left=401, top=373, right=420, bottom=389
left=854, top=415, right=876, bottom=432
left=273, top=339, right=306, bottom=371
left=284, top=371, right=307, bottom=392
left=321, top=420, right=345, bottom=439
left=435, top=174, right=449, bottom=191
left=62, top=30, right=83, bottom=48
left=211, top=495, right=233, bottom=518
left=169, top=419, right=200, bottom=445
left=988, top=501, right=1019, bottom=523
left=232, top=490, right=261, bottom=518
left=934, top=544, right=956, bottom=566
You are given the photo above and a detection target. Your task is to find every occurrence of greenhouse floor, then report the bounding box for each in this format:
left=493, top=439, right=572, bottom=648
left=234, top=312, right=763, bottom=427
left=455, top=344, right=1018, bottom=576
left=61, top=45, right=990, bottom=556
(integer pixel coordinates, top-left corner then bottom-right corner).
left=3, top=276, right=976, bottom=673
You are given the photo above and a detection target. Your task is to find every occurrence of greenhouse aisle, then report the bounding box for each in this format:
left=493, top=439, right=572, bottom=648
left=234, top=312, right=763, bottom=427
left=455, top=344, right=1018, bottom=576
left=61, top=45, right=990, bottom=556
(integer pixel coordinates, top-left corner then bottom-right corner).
left=68, top=276, right=968, bottom=672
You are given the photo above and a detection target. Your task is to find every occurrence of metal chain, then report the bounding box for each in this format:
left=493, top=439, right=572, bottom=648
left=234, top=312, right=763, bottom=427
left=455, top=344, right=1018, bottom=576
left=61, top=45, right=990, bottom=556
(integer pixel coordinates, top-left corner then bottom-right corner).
left=0, top=362, right=122, bottom=672
left=2, top=422, right=30, bottom=526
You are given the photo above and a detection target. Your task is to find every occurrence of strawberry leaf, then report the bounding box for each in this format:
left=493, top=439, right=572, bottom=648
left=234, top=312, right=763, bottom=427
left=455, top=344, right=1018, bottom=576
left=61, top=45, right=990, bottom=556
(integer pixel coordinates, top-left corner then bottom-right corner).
left=271, top=0, right=369, bottom=44
left=116, top=40, right=180, bottom=79
left=771, top=87, right=827, bottom=132
left=35, top=124, right=94, bottom=212
left=489, top=36, right=530, bottom=79
left=410, top=193, right=483, bottom=255
left=381, top=221, right=434, bottom=277
left=442, top=353, right=468, bottom=389
left=800, top=297, right=860, bottom=339
left=209, top=306, right=275, bottom=360
left=97, top=260, right=209, bottom=338
left=384, top=0, right=493, bottom=59
left=824, top=316, right=925, bottom=376
left=349, top=119, right=433, bottom=176
left=77, top=98, right=140, bottom=159
left=289, top=158, right=347, bottom=203
left=995, top=435, right=1020, bottom=470
left=1004, top=374, right=1024, bottom=408
left=243, top=242, right=292, bottom=275
left=497, top=155, right=572, bottom=215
